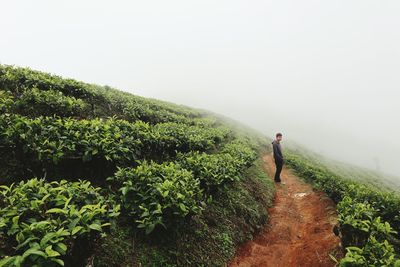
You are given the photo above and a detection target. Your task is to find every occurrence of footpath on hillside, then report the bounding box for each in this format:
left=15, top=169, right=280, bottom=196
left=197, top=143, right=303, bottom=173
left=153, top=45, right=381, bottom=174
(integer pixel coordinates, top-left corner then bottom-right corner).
left=229, top=154, right=342, bottom=267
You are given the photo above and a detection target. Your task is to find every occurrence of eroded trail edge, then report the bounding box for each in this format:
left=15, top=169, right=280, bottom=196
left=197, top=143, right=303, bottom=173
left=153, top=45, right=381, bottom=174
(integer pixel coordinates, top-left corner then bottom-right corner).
left=229, top=154, right=342, bottom=267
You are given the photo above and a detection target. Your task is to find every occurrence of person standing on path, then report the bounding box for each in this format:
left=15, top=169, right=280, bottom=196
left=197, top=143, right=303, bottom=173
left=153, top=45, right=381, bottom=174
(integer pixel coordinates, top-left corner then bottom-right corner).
left=272, top=133, right=284, bottom=183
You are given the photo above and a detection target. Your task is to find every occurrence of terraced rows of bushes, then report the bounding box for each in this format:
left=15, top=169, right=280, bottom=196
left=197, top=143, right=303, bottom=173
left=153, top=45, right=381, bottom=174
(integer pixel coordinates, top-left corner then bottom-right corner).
left=0, top=65, right=274, bottom=266
left=286, top=152, right=400, bottom=266
left=0, top=65, right=204, bottom=125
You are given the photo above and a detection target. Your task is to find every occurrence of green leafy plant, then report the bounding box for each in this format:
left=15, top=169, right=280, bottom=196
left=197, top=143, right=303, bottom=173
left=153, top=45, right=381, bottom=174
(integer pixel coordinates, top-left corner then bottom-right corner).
left=177, top=141, right=256, bottom=193
left=0, top=91, right=14, bottom=113
left=109, top=161, right=203, bottom=234
left=0, top=65, right=207, bottom=125
left=0, top=114, right=230, bottom=171
left=340, top=237, right=400, bottom=267
left=0, top=114, right=148, bottom=166
left=0, top=65, right=97, bottom=99
left=0, top=178, right=120, bottom=267
left=178, top=152, right=243, bottom=193
left=14, top=88, right=87, bottom=117
left=152, top=122, right=230, bottom=156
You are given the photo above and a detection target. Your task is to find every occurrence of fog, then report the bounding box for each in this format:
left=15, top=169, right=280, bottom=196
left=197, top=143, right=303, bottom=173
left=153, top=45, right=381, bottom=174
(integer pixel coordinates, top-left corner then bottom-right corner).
left=1, top=0, right=399, bottom=177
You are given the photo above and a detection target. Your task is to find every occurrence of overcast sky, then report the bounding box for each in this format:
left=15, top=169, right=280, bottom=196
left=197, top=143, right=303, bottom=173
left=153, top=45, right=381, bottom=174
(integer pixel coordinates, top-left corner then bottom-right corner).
left=1, top=0, right=399, bottom=176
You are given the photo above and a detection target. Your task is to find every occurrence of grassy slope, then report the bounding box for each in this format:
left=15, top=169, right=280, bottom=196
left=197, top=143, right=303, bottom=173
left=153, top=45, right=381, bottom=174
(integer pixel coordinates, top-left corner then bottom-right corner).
left=0, top=65, right=275, bottom=266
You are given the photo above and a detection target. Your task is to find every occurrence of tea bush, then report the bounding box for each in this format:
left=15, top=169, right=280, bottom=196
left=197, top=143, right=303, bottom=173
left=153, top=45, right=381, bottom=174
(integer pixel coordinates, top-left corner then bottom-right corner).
left=14, top=88, right=87, bottom=117
left=109, top=162, right=203, bottom=234
left=0, top=178, right=120, bottom=267
left=0, top=114, right=147, bottom=165
left=0, top=65, right=205, bottom=125
left=153, top=122, right=230, bottom=156
left=0, top=114, right=228, bottom=171
left=0, top=65, right=96, bottom=100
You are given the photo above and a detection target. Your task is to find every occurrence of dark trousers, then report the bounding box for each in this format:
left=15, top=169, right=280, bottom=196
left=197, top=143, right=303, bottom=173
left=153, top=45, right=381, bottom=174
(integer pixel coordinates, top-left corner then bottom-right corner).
left=274, top=159, right=283, bottom=182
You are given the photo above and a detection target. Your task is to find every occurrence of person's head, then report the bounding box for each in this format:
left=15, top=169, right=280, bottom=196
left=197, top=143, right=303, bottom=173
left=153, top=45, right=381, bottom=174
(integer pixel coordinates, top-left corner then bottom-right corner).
left=276, top=133, right=283, bottom=142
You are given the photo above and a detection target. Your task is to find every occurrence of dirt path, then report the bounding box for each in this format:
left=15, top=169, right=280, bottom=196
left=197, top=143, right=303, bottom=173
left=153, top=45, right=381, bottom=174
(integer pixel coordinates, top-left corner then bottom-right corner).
left=229, top=154, right=342, bottom=267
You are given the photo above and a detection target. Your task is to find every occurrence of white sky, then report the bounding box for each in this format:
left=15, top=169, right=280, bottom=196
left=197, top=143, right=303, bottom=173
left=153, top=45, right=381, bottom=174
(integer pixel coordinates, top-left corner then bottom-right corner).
left=1, top=0, right=400, bottom=176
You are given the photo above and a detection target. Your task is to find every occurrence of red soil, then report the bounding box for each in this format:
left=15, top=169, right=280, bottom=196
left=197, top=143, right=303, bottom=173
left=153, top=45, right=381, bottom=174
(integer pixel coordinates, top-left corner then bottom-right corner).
left=229, top=154, right=342, bottom=267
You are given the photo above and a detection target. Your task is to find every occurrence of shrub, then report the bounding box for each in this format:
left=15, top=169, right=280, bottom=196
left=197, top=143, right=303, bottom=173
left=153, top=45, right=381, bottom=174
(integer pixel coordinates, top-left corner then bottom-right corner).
left=178, top=152, right=243, bottom=193
left=0, top=114, right=230, bottom=171
left=14, top=88, right=87, bottom=117
left=0, top=64, right=207, bottom=125
left=177, top=141, right=256, bottom=193
left=340, top=237, right=400, bottom=267
left=221, top=139, right=257, bottom=166
left=0, top=178, right=120, bottom=267
left=0, top=114, right=148, bottom=166
left=0, top=91, right=14, bottom=113
left=109, top=162, right=203, bottom=234
left=152, top=122, right=230, bottom=155
left=0, top=65, right=96, bottom=100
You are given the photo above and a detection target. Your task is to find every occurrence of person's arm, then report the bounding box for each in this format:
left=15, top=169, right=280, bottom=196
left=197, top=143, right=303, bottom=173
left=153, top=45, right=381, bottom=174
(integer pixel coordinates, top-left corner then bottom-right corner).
left=273, top=143, right=284, bottom=161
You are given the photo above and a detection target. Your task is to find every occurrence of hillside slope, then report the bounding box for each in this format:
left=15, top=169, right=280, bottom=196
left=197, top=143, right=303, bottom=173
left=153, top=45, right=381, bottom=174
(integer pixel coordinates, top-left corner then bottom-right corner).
left=0, top=65, right=275, bottom=266
left=287, top=143, right=400, bottom=192
left=2, top=65, right=399, bottom=267
left=286, top=149, right=400, bottom=266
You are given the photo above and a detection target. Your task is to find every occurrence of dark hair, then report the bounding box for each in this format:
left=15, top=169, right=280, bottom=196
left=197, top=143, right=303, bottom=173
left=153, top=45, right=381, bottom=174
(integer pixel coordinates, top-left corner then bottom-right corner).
left=276, top=133, right=282, bottom=137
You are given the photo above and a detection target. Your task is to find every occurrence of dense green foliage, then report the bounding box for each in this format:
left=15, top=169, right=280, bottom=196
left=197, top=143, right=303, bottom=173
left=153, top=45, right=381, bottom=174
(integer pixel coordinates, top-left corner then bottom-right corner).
left=0, top=64, right=274, bottom=266
left=0, top=65, right=205, bottom=124
left=109, top=162, right=203, bottom=234
left=0, top=179, right=119, bottom=267
left=0, top=114, right=147, bottom=165
left=94, top=158, right=274, bottom=267
left=177, top=141, right=256, bottom=193
left=13, top=88, right=87, bottom=117
left=0, top=113, right=229, bottom=184
left=152, top=122, right=229, bottom=155
left=0, top=114, right=228, bottom=164
left=286, top=152, right=400, bottom=266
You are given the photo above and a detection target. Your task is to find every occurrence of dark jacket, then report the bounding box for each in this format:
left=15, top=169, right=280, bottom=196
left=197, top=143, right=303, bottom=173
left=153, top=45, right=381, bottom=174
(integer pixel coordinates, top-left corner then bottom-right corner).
left=272, top=140, right=283, bottom=162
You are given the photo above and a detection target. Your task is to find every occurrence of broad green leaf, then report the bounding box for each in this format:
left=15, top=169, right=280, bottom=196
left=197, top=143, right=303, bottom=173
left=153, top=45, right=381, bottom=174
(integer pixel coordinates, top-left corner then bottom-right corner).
left=50, top=258, right=65, bottom=266
left=46, top=208, right=68, bottom=215
left=45, top=245, right=61, bottom=257
left=54, top=242, right=67, bottom=254
left=71, top=226, right=83, bottom=235
left=21, top=247, right=47, bottom=259
left=88, top=223, right=102, bottom=232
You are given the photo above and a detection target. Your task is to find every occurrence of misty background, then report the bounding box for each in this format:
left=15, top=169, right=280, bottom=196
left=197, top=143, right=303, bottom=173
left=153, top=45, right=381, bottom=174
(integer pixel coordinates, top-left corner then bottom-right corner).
left=1, top=1, right=399, bottom=177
